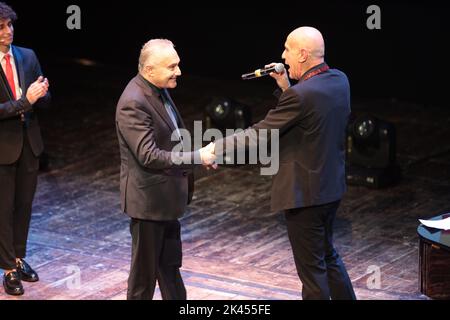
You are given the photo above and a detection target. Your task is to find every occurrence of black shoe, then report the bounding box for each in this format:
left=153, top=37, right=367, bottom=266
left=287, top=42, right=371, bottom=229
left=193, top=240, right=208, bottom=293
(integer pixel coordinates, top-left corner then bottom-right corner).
left=3, top=271, right=24, bottom=296
left=16, top=259, right=39, bottom=282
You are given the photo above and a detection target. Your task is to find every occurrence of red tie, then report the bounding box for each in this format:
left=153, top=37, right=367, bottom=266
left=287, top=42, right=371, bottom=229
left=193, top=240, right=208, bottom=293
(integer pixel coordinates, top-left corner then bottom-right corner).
left=4, top=54, right=17, bottom=100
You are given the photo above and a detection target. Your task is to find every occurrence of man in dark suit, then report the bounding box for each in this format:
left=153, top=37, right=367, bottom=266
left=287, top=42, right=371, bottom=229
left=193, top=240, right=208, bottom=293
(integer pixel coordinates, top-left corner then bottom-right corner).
left=116, top=39, right=215, bottom=300
left=0, top=2, right=50, bottom=296
left=214, top=27, right=356, bottom=300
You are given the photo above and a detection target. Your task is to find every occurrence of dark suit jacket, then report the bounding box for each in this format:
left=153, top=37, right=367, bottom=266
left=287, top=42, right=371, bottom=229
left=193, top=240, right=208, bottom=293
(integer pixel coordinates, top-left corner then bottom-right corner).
left=116, top=74, right=196, bottom=221
left=221, top=63, right=350, bottom=211
left=0, top=45, right=51, bottom=164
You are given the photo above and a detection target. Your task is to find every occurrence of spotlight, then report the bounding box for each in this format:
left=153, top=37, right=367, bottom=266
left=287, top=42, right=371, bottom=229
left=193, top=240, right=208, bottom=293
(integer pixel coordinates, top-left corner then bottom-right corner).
left=203, top=97, right=253, bottom=166
left=204, top=97, right=252, bottom=133
left=353, top=116, right=376, bottom=142
left=346, top=114, right=401, bottom=188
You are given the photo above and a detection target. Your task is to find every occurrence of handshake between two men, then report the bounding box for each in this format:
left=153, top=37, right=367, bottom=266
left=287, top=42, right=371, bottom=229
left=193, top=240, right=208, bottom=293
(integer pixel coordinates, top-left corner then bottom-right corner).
left=118, top=28, right=358, bottom=300
left=198, top=142, right=217, bottom=170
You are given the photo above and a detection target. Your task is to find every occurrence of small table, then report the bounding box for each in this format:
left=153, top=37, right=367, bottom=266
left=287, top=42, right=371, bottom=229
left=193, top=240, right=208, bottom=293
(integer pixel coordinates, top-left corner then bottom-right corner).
left=418, top=214, right=450, bottom=299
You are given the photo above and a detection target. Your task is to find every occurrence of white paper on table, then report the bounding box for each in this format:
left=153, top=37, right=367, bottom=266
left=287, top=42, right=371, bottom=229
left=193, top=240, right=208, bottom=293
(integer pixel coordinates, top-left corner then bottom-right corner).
left=419, top=216, right=450, bottom=230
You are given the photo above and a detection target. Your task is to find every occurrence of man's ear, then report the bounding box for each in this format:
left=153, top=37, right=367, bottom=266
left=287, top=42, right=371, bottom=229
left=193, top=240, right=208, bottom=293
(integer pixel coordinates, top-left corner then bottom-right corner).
left=145, top=65, right=153, bottom=77
left=298, top=48, right=308, bottom=63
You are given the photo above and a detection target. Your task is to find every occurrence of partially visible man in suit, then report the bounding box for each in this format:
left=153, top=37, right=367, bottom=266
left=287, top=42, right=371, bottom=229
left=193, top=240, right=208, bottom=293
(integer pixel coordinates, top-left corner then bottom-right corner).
left=214, top=27, right=356, bottom=300
left=116, top=39, right=215, bottom=300
left=0, top=2, right=50, bottom=296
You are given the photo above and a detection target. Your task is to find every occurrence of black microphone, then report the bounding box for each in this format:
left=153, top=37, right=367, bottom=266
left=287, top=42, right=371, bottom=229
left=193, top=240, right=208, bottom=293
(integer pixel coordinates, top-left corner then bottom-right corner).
left=241, top=63, right=285, bottom=80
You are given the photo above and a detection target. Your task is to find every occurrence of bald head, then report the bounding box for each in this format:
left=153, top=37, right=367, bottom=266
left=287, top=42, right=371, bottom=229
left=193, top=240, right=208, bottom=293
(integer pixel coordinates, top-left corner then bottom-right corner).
left=287, top=27, right=325, bottom=60
left=282, top=27, right=326, bottom=80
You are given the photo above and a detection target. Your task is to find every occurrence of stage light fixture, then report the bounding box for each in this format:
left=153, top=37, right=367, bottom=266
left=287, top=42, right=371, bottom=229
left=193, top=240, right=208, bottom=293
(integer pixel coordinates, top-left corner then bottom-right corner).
left=346, top=114, right=401, bottom=188
left=204, top=97, right=252, bottom=133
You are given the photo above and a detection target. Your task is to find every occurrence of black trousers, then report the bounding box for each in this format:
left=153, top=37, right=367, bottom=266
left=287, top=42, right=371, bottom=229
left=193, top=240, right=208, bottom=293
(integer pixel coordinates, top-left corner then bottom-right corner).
left=0, top=135, right=39, bottom=270
left=127, top=218, right=186, bottom=300
left=285, top=200, right=356, bottom=300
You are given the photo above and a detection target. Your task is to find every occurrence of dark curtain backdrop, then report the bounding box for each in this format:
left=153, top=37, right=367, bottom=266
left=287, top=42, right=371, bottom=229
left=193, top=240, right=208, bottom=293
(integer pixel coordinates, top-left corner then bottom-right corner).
left=5, top=0, right=447, bottom=105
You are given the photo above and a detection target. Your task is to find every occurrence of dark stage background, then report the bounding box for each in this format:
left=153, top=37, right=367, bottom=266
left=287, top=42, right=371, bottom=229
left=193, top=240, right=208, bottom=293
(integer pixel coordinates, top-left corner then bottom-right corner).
left=4, top=1, right=447, bottom=106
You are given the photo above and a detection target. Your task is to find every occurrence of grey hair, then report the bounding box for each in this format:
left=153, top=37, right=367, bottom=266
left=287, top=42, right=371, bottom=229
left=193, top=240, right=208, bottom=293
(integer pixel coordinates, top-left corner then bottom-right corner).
left=138, top=39, right=175, bottom=73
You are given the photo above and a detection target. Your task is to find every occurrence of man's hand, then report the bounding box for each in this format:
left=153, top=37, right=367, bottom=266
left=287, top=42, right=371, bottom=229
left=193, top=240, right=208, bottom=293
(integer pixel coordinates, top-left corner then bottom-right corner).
left=26, top=76, right=49, bottom=105
left=265, top=62, right=291, bottom=92
left=199, top=142, right=218, bottom=170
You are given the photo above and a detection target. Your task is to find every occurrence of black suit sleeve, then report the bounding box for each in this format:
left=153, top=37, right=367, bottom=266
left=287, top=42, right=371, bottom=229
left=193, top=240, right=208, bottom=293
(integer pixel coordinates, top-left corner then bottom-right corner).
left=117, top=100, right=200, bottom=169
left=0, top=97, right=32, bottom=120
left=30, top=50, right=51, bottom=110
left=217, top=88, right=304, bottom=155
left=253, top=88, right=305, bottom=132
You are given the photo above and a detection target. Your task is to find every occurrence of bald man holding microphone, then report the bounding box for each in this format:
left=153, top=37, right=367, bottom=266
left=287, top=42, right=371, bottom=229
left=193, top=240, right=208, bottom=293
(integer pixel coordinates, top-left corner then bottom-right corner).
left=214, top=27, right=356, bottom=300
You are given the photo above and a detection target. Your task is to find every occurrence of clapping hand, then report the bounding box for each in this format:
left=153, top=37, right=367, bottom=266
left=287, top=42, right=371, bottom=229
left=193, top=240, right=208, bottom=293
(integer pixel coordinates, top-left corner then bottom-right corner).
left=26, top=76, right=49, bottom=105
